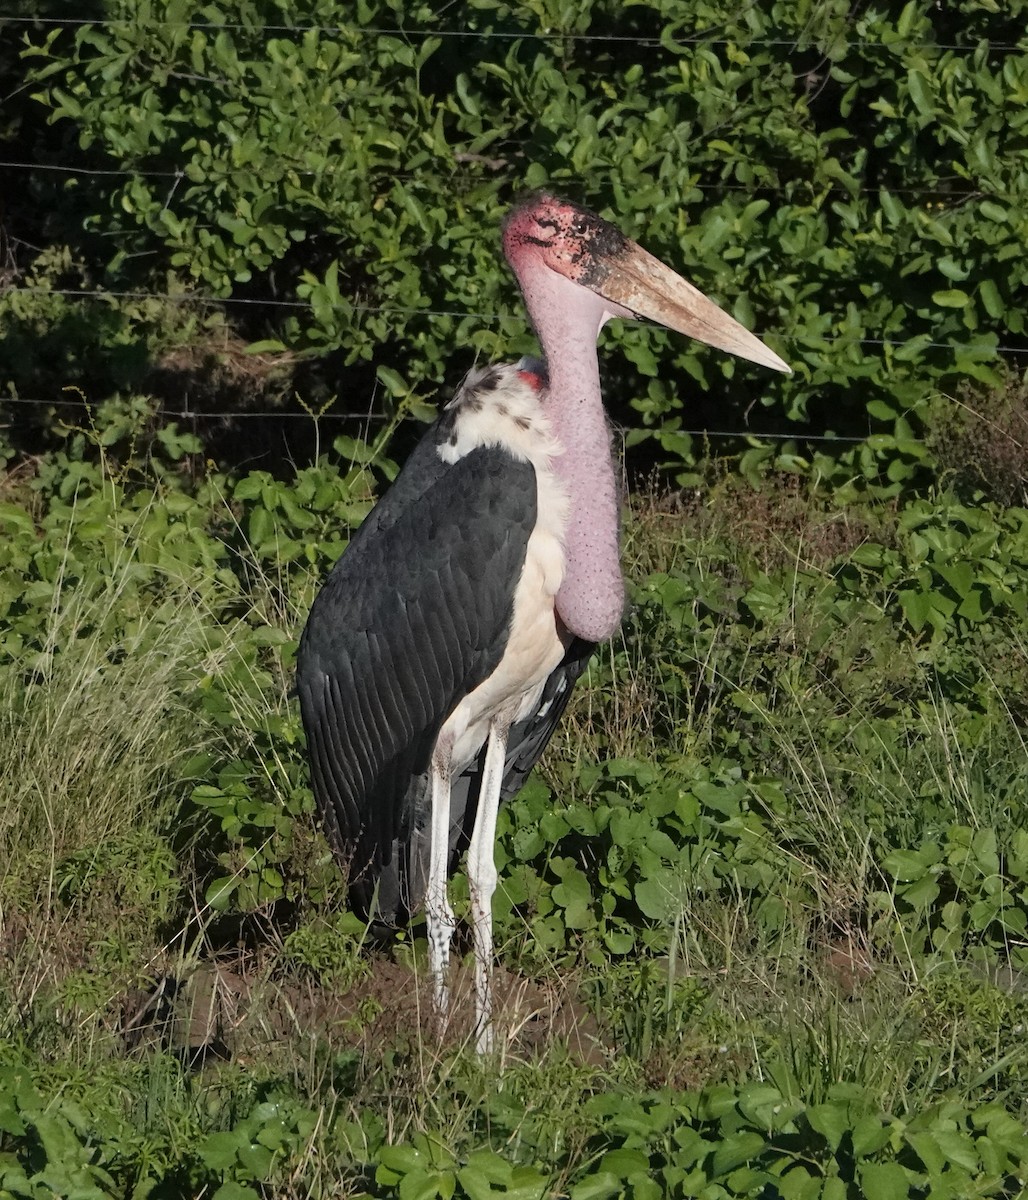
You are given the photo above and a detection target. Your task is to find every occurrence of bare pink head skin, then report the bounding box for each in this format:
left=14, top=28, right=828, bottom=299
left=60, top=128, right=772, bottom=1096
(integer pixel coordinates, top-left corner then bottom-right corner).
left=503, top=192, right=789, bottom=643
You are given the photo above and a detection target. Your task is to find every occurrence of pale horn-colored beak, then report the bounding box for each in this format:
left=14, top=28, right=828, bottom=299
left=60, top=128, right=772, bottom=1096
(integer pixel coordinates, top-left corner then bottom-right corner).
left=595, top=240, right=791, bottom=374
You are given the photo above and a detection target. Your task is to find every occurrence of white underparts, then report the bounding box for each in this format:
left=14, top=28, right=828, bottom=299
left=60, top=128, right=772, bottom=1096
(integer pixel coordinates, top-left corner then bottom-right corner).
left=436, top=363, right=570, bottom=775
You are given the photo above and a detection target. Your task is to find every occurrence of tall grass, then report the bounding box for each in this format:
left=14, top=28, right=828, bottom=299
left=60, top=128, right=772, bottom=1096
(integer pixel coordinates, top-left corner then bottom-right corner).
left=2, top=466, right=1027, bottom=1196
left=0, top=491, right=293, bottom=1049
left=552, top=480, right=1028, bottom=1113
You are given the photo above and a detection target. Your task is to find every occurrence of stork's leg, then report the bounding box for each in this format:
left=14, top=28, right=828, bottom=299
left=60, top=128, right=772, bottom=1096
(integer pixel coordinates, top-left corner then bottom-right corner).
left=426, top=737, right=456, bottom=1025
left=466, top=718, right=510, bottom=1054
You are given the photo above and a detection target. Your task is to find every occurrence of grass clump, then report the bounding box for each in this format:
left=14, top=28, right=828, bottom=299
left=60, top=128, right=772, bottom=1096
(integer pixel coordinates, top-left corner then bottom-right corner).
left=928, top=379, right=1028, bottom=507
left=2, top=455, right=1028, bottom=1196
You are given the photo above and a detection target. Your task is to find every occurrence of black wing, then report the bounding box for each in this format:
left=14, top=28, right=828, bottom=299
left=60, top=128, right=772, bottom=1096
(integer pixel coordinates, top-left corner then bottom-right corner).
left=296, top=429, right=538, bottom=921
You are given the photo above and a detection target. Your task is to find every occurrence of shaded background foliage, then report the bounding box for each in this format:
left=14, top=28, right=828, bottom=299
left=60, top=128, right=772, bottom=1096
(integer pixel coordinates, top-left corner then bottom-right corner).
left=2, top=0, right=1027, bottom=479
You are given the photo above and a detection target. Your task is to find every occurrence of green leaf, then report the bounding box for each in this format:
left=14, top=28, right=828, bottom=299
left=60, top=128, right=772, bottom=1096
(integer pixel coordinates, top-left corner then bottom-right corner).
left=376, top=366, right=409, bottom=396
left=806, top=1102, right=849, bottom=1151
left=551, top=863, right=593, bottom=928
left=851, top=1116, right=892, bottom=1158
left=205, top=877, right=238, bottom=912
left=906, top=70, right=933, bottom=115
left=882, top=849, right=930, bottom=882
left=931, top=289, right=970, bottom=308
left=979, top=200, right=1008, bottom=222
left=401, top=1169, right=455, bottom=1200
left=935, top=561, right=973, bottom=598
left=570, top=1172, right=621, bottom=1200
left=635, top=873, right=679, bottom=921
left=931, top=1128, right=978, bottom=1172
left=979, top=280, right=1004, bottom=319
left=248, top=505, right=274, bottom=548
left=737, top=1083, right=787, bottom=1130
left=897, top=590, right=930, bottom=632
left=711, top=1131, right=766, bottom=1176
left=201, top=1131, right=244, bottom=1170
left=896, top=1, right=920, bottom=37
left=211, top=1185, right=261, bottom=1200
left=0, top=503, right=35, bottom=534
left=858, top=1161, right=910, bottom=1200
left=598, top=1148, right=651, bottom=1177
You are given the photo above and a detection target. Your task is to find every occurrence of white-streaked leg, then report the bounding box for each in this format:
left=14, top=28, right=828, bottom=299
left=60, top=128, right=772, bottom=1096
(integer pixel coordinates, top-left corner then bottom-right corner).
left=426, top=738, right=456, bottom=1025
left=466, top=718, right=510, bottom=1054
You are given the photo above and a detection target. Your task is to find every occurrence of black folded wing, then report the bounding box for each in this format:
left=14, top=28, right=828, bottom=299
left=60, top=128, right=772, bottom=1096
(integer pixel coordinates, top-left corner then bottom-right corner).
left=296, top=434, right=538, bottom=920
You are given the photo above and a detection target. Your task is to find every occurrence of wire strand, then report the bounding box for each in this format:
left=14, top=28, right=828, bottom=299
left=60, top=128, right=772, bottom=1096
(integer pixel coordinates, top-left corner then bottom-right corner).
left=0, top=159, right=995, bottom=202
left=0, top=394, right=388, bottom=421
left=1, top=16, right=1024, bottom=52
left=0, top=393, right=878, bottom=442
left=3, top=284, right=1026, bottom=357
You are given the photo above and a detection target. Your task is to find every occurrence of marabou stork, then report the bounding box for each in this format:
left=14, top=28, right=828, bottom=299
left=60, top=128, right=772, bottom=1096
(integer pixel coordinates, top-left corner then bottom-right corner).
left=297, top=193, right=789, bottom=1051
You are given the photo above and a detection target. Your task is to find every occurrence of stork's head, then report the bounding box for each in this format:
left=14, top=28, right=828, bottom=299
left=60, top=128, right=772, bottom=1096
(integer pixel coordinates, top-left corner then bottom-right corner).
left=503, top=193, right=789, bottom=374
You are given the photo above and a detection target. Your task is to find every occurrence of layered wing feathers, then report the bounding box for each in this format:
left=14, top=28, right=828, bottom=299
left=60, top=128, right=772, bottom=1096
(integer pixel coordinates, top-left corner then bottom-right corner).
left=297, top=440, right=538, bottom=918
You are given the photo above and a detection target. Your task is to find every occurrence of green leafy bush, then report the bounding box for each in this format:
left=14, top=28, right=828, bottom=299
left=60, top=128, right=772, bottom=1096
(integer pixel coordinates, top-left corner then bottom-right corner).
left=3, top=0, right=1026, bottom=483
left=4, top=1056, right=1027, bottom=1199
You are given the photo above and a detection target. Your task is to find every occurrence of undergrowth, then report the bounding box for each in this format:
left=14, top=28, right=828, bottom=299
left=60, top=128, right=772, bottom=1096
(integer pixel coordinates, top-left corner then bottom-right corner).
left=1, top=452, right=1027, bottom=1198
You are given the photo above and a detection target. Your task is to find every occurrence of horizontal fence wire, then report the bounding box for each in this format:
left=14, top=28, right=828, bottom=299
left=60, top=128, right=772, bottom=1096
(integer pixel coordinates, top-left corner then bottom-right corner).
left=0, top=395, right=389, bottom=422
left=0, top=393, right=875, bottom=443
left=3, top=284, right=1027, bottom=359
left=2, top=16, right=1026, bottom=52
left=0, top=159, right=997, bottom=201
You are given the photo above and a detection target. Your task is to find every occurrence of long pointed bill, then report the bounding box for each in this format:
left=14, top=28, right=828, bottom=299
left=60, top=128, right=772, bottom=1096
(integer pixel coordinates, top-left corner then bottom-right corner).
left=593, top=240, right=791, bottom=374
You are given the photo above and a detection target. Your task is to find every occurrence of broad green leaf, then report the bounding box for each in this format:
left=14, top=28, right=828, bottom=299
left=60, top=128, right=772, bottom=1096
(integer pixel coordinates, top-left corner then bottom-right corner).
left=931, top=289, right=970, bottom=308
left=806, top=1103, right=849, bottom=1151
left=979, top=279, right=1004, bottom=318
left=711, top=1131, right=766, bottom=1176
left=211, top=1185, right=261, bottom=1200
left=570, top=1172, right=620, bottom=1200
left=201, top=1131, right=244, bottom=1170
left=858, top=1161, right=910, bottom=1200
left=907, top=70, right=933, bottom=114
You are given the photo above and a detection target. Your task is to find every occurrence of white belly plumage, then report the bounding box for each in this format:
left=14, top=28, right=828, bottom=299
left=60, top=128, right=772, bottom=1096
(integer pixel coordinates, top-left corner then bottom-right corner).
left=435, top=362, right=570, bottom=775
left=442, top=520, right=568, bottom=772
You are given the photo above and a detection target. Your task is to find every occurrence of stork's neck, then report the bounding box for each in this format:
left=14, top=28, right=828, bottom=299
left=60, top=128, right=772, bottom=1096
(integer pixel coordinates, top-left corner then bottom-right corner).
left=516, top=264, right=625, bottom=643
